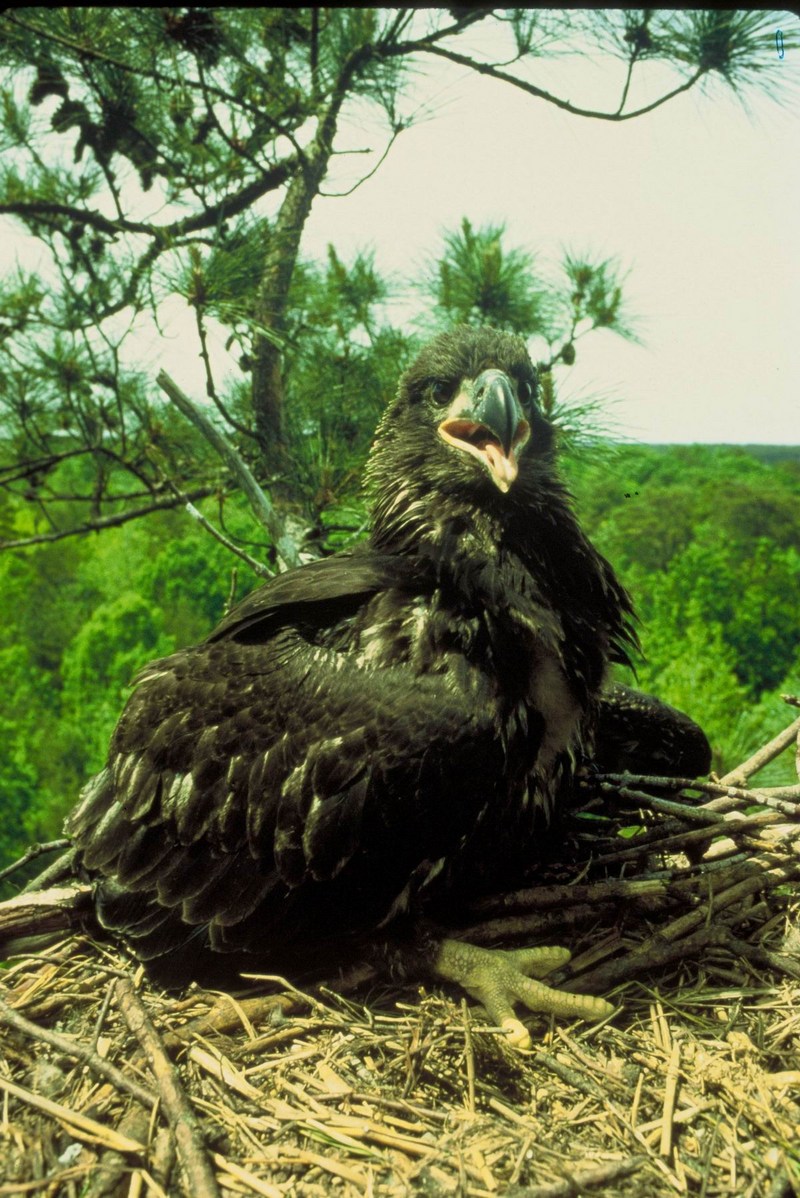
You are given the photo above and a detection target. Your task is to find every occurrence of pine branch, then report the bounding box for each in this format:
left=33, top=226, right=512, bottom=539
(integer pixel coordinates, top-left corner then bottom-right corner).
left=0, top=486, right=218, bottom=550
left=384, top=39, right=705, bottom=122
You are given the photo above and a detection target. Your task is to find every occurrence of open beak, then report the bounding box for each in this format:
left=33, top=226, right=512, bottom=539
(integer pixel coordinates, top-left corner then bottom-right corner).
left=437, top=370, right=530, bottom=493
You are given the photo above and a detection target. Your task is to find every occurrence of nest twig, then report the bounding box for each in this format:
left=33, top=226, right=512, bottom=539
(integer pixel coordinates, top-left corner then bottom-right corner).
left=460, top=706, right=800, bottom=1004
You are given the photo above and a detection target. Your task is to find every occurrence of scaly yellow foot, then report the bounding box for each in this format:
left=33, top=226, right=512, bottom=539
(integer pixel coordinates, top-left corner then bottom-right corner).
left=434, top=939, right=615, bottom=1049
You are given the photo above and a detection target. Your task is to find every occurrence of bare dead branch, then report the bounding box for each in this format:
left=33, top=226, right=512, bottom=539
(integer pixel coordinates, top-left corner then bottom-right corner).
left=720, top=715, right=800, bottom=788
left=320, top=123, right=404, bottom=198
left=515, top=1155, right=647, bottom=1198
left=0, top=884, right=91, bottom=944
left=21, top=848, right=78, bottom=895
left=184, top=501, right=272, bottom=578
left=0, top=840, right=70, bottom=887
left=157, top=370, right=300, bottom=569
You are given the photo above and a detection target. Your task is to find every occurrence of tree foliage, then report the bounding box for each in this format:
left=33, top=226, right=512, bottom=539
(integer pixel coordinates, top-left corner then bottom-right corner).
left=427, top=218, right=551, bottom=336
left=0, top=490, right=260, bottom=880
left=1, top=7, right=791, bottom=548
left=571, top=447, right=800, bottom=778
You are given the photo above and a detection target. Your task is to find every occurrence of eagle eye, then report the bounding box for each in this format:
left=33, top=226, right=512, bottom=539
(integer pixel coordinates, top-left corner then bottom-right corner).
left=518, top=379, right=534, bottom=405
left=429, top=380, right=451, bottom=405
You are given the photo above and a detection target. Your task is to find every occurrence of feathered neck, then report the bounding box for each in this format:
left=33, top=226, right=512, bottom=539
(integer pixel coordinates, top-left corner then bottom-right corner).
left=365, top=450, right=638, bottom=682
left=367, top=444, right=574, bottom=575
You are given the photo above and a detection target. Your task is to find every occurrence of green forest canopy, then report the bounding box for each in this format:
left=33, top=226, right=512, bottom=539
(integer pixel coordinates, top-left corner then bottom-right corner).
left=1, top=439, right=798, bottom=878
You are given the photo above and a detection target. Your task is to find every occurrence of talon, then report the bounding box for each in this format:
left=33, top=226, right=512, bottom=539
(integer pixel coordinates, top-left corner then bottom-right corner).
left=434, top=938, right=615, bottom=1048
left=501, top=1017, right=532, bottom=1050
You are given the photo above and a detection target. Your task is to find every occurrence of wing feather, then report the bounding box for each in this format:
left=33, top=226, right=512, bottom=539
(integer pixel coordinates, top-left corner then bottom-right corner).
left=181, top=859, right=245, bottom=925
left=303, top=775, right=370, bottom=882
left=70, top=550, right=503, bottom=968
left=244, top=737, right=293, bottom=851
left=115, top=824, right=175, bottom=886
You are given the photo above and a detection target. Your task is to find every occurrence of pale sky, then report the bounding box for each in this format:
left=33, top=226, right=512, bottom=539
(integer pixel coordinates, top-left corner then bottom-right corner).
left=294, top=18, right=800, bottom=445
left=4, top=12, right=800, bottom=446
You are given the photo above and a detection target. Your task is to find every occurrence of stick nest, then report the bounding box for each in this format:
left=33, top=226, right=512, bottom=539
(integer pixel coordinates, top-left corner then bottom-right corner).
left=2, top=712, right=800, bottom=1197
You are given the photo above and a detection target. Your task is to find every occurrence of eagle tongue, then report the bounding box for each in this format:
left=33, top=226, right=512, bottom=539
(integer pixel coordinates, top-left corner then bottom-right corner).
left=437, top=418, right=521, bottom=494
left=483, top=441, right=518, bottom=494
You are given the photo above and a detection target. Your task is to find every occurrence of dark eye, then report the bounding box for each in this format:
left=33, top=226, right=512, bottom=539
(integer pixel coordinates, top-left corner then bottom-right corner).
left=430, top=380, right=450, bottom=405
left=518, top=379, right=533, bottom=404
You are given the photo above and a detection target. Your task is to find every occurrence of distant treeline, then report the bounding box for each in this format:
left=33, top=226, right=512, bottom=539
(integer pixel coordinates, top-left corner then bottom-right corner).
left=647, top=444, right=800, bottom=467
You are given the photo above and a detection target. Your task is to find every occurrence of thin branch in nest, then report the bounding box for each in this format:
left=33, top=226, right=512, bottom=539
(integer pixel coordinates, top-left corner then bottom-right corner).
left=87, top=1107, right=154, bottom=1198
left=90, top=977, right=117, bottom=1052
left=0, top=992, right=156, bottom=1109
left=461, top=715, right=800, bottom=1002
left=466, top=854, right=795, bottom=951
left=460, top=998, right=476, bottom=1113
left=530, top=1047, right=608, bottom=1101
left=0, top=1073, right=145, bottom=1154
left=589, top=811, right=776, bottom=867
left=576, top=765, right=800, bottom=866
left=175, top=991, right=302, bottom=1040
left=21, top=847, right=78, bottom=895
left=115, top=977, right=222, bottom=1198
left=565, top=925, right=737, bottom=996
left=0, top=840, right=70, bottom=887
left=461, top=902, right=621, bottom=947
left=590, top=770, right=800, bottom=813
left=517, top=1153, right=649, bottom=1196
left=608, top=786, right=726, bottom=824
left=470, top=876, right=682, bottom=918
left=652, top=859, right=800, bottom=946
left=659, top=1038, right=681, bottom=1160
left=565, top=860, right=800, bottom=996
left=720, top=714, right=800, bottom=788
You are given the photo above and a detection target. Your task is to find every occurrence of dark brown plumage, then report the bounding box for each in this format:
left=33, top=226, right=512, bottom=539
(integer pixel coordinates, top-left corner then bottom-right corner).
left=66, top=326, right=710, bottom=1035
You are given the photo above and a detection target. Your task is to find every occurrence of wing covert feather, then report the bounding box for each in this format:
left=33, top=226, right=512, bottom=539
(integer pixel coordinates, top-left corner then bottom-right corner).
left=207, top=549, right=424, bottom=642
left=70, top=587, right=502, bottom=945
